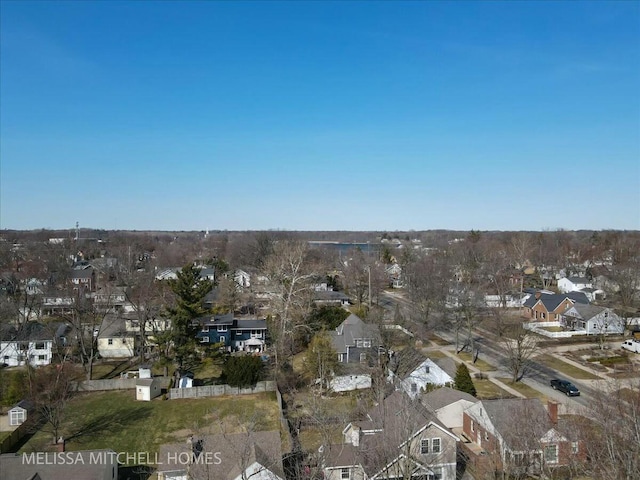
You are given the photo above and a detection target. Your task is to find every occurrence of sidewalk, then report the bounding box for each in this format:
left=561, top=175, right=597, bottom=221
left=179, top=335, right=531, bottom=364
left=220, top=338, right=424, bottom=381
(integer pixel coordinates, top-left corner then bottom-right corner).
left=437, top=346, right=526, bottom=399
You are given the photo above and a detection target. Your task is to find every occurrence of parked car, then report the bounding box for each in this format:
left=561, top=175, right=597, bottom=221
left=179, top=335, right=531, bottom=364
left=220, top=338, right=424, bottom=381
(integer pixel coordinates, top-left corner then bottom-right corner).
left=550, top=378, right=580, bottom=396
left=621, top=340, right=640, bottom=353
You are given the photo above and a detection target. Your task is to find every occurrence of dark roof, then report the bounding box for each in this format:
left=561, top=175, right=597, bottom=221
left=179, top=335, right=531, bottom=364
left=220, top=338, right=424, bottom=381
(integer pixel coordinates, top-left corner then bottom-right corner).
left=235, top=319, right=267, bottom=329
left=387, top=348, right=427, bottom=379
left=157, top=430, right=284, bottom=480
left=420, top=386, right=478, bottom=411
left=329, top=314, right=380, bottom=354
left=479, top=398, right=550, bottom=450
left=524, top=292, right=589, bottom=312
left=0, top=322, right=58, bottom=342
left=314, top=290, right=350, bottom=301
left=0, top=450, right=116, bottom=480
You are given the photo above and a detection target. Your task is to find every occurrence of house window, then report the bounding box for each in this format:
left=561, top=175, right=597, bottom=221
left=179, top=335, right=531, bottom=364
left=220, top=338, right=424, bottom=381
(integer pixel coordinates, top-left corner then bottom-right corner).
left=35, top=342, right=45, bottom=350
left=10, top=410, right=25, bottom=426
left=360, top=353, right=367, bottom=363
left=122, top=339, right=127, bottom=344
left=363, top=340, right=371, bottom=348
left=544, top=445, right=558, bottom=463
left=108, top=339, right=113, bottom=345
left=219, top=336, right=225, bottom=343
left=200, top=337, right=210, bottom=343
left=355, top=339, right=363, bottom=348
left=421, top=439, right=429, bottom=454
left=471, top=421, right=475, bottom=432
left=411, top=383, right=418, bottom=393
left=38, top=355, right=46, bottom=361
left=217, top=325, right=228, bottom=332
left=541, top=312, right=546, bottom=320
left=425, top=365, right=430, bottom=373
left=484, top=431, right=489, bottom=441
left=202, top=326, right=209, bottom=332
left=432, top=467, right=443, bottom=480
left=3, top=355, right=8, bottom=360
left=432, top=437, right=441, bottom=453
left=341, top=468, right=350, bottom=479
left=571, top=442, right=579, bottom=454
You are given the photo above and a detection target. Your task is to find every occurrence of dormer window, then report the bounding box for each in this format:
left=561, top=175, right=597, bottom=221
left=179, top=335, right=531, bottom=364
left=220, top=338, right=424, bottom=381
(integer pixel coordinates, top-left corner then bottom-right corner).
left=217, top=325, right=228, bottom=332
left=202, top=326, right=209, bottom=332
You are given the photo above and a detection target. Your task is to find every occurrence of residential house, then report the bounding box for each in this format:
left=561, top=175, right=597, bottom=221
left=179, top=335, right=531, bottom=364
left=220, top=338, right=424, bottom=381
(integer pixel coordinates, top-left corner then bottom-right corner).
left=387, top=350, right=454, bottom=399
left=324, top=391, right=458, bottom=480
left=157, top=430, right=285, bottom=480
left=97, top=314, right=136, bottom=358
left=0, top=321, right=68, bottom=367
left=329, top=314, right=380, bottom=364
left=234, top=269, right=251, bottom=288
left=557, top=277, right=592, bottom=294
left=0, top=450, right=118, bottom=480
left=461, top=398, right=585, bottom=477
left=70, top=265, right=96, bottom=293
left=92, top=286, right=128, bottom=312
left=195, top=314, right=268, bottom=352
left=385, top=263, right=403, bottom=288
left=523, top=291, right=589, bottom=322
left=41, top=293, right=75, bottom=316
left=419, top=386, right=479, bottom=431
left=314, top=290, right=351, bottom=307
left=561, top=304, right=624, bottom=335
left=155, top=267, right=181, bottom=281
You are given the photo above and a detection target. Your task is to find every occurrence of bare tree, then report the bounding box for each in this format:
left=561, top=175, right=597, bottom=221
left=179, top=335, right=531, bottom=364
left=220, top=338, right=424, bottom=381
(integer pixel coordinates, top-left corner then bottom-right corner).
left=502, top=326, right=539, bottom=383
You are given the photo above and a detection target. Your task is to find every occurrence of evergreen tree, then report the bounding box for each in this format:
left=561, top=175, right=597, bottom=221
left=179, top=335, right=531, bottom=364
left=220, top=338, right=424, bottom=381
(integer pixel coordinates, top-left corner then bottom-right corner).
left=454, top=363, right=477, bottom=397
left=222, top=355, right=264, bottom=387
left=166, top=264, right=213, bottom=372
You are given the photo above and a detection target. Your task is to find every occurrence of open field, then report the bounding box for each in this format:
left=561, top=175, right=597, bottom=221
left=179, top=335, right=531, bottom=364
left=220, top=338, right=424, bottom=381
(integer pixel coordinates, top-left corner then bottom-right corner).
left=20, top=390, right=280, bottom=461
left=535, top=354, right=600, bottom=380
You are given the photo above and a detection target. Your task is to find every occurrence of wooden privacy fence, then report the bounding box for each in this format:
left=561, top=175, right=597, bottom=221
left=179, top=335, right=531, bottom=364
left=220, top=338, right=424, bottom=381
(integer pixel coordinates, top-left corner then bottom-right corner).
left=168, top=380, right=276, bottom=399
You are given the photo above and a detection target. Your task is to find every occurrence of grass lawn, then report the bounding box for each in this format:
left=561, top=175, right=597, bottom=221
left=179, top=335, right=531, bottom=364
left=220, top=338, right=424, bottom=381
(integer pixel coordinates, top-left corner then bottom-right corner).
left=535, top=354, right=600, bottom=380
left=457, top=352, right=496, bottom=372
left=473, top=379, right=514, bottom=400
left=91, top=360, right=135, bottom=380
left=20, top=390, right=280, bottom=462
left=192, top=357, right=224, bottom=384
left=496, top=378, right=548, bottom=400
left=298, top=425, right=344, bottom=452
left=428, top=334, right=451, bottom=346
left=0, top=430, right=12, bottom=443
left=422, top=349, right=447, bottom=359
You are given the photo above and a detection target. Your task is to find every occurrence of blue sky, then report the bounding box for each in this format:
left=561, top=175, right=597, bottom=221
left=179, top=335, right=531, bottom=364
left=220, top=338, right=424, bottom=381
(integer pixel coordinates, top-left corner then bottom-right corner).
left=1, top=1, right=639, bottom=231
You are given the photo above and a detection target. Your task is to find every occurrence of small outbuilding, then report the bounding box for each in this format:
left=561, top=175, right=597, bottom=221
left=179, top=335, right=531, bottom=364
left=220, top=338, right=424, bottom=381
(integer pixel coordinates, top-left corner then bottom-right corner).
left=9, top=400, right=33, bottom=426
left=136, top=378, right=163, bottom=401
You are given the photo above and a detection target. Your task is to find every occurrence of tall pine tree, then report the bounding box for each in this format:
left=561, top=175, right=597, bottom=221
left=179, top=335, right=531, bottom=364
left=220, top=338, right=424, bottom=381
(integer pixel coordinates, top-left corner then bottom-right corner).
left=166, top=264, right=213, bottom=372
left=454, top=363, right=477, bottom=397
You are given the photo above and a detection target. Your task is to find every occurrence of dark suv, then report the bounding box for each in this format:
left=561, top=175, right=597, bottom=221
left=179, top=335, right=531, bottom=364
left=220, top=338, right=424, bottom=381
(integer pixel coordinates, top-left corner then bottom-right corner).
left=550, top=378, right=580, bottom=396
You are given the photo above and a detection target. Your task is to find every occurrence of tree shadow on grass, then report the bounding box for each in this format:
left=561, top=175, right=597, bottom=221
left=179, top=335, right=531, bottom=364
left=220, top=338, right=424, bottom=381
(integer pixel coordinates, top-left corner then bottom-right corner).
left=65, top=404, right=153, bottom=444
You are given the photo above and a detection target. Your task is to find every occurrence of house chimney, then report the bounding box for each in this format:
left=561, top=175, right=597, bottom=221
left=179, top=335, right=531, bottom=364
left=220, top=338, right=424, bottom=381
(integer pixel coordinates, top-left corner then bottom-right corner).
left=535, top=292, right=542, bottom=300
left=547, top=401, right=558, bottom=426
left=55, top=437, right=65, bottom=452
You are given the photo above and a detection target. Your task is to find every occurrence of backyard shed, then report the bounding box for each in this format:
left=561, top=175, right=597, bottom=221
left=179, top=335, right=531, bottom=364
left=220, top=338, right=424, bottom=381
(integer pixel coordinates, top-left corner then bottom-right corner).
left=136, top=378, right=162, bottom=401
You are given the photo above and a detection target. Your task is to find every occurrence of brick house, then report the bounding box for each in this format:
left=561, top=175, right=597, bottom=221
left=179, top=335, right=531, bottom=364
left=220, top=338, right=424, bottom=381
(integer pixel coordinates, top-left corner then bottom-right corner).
left=461, top=398, right=585, bottom=477
left=523, top=291, right=589, bottom=322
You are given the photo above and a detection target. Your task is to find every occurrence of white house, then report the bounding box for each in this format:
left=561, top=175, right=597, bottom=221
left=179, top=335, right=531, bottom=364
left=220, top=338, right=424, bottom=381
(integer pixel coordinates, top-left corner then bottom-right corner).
left=561, top=304, right=625, bottom=335
left=136, top=378, right=163, bottom=401
left=0, top=322, right=57, bottom=367
left=234, top=269, right=251, bottom=288
left=388, top=354, right=454, bottom=399
left=420, top=387, right=479, bottom=430
left=97, top=315, right=136, bottom=359
left=558, top=276, right=592, bottom=294
left=329, top=374, right=372, bottom=393
left=155, top=267, right=180, bottom=281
